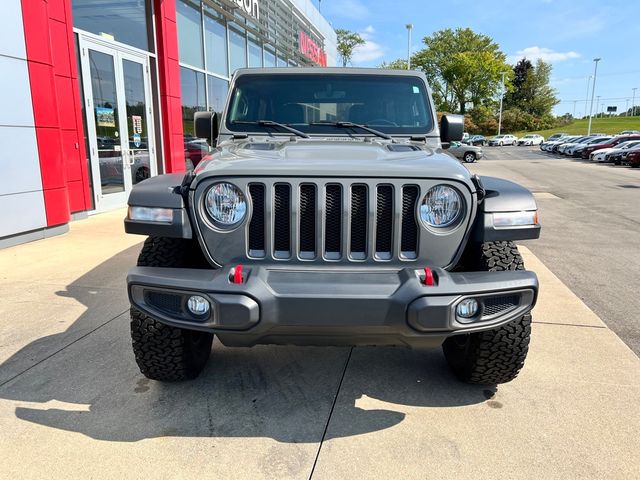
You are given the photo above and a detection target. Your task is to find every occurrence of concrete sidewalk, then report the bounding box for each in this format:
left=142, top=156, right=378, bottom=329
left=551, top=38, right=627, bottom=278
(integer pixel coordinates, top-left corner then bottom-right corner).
left=0, top=210, right=638, bottom=480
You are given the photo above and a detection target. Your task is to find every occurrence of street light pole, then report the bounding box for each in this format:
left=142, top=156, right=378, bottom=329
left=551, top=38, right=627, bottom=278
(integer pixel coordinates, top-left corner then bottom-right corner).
left=406, top=24, right=413, bottom=70
left=497, top=72, right=506, bottom=135
left=633, top=88, right=638, bottom=117
left=587, top=58, right=601, bottom=135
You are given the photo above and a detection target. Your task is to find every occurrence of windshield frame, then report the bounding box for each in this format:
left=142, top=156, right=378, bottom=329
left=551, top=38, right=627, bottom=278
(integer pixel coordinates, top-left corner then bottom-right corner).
left=222, top=70, right=437, bottom=138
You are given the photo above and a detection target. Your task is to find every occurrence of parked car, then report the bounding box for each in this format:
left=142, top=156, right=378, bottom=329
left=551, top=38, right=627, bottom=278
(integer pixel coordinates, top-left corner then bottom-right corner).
left=446, top=141, right=484, bottom=163
left=557, top=136, right=588, bottom=154
left=540, top=135, right=572, bottom=151
left=595, top=140, right=640, bottom=162
left=619, top=144, right=640, bottom=165
left=518, top=134, right=544, bottom=146
left=464, top=135, right=486, bottom=146
left=626, top=148, right=640, bottom=167
left=620, top=130, right=640, bottom=135
left=568, top=136, right=612, bottom=158
left=580, top=134, right=640, bottom=159
left=489, top=134, right=517, bottom=146
left=546, top=133, right=567, bottom=142
left=124, top=67, right=541, bottom=385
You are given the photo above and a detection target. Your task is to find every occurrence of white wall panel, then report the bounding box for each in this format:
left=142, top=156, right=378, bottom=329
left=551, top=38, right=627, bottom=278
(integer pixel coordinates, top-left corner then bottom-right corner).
left=0, top=0, right=27, bottom=60
left=0, top=191, right=46, bottom=238
left=0, top=55, right=34, bottom=127
left=0, top=126, right=42, bottom=196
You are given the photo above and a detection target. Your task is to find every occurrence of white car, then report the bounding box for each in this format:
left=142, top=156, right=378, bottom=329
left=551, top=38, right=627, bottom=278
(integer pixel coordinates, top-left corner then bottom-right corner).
left=488, top=134, right=518, bottom=146
left=518, top=134, right=544, bottom=146
left=593, top=140, right=640, bottom=162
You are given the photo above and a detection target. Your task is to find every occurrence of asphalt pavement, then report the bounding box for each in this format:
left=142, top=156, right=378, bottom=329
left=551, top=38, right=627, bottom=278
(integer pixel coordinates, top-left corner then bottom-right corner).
left=0, top=193, right=638, bottom=479
left=467, top=146, right=640, bottom=355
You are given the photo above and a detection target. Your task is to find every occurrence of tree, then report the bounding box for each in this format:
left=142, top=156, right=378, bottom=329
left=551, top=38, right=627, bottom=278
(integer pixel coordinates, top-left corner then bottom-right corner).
left=411, top=28, right=511, bottom=114
left=336, top=29, right=365, bottom=67
left=378, top=59, right=408, bottom=70
left=504, top=58, right=559, bottom=117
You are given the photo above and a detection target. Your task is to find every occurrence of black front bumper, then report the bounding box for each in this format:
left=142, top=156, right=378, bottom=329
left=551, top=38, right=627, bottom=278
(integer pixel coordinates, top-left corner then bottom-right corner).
left=128, top=265, right=538, bottom=348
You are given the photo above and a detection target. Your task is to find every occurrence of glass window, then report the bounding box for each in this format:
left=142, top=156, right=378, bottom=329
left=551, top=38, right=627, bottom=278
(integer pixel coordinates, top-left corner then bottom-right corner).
left=204, top=6, right=228, bottom=77
left=176, top=0, right=204, bottom=69
left=277, top=55, right=287, bottom=68
left=180, top=67, right=206, bottom=138
left=226, top=74, right=434, bottom=136
left=263, top=48, right=276, bottom=68
left=248, top=37, right=263, bottom=68
left=72, top=0, right=151, bottom=51
left=229, top=26, right=247, bottom=74
left=207, top=75, right=229, bottom=113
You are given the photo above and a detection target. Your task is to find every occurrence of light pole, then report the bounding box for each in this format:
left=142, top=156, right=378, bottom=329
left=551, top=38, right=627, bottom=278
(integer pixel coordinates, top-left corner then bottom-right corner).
left=406, top=24, right=413, bottom=70
left=633, top=88, right=638, bottom=117
left=584, top=76, right=591, bottom=119
left=497, top=71, right=507, bottom=135
left=587, top=58, right=601, bottom=135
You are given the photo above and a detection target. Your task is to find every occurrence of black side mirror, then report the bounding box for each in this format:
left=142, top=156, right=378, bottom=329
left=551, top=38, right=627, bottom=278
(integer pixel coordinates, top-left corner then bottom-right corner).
left=194, top=111, right=219, bottom=145
left=440, top=114, right=464, bottom=143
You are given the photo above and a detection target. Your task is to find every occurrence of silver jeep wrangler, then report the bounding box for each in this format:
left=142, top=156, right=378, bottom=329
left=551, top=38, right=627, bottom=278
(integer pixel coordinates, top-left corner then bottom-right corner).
left=124, top=68, right=540, bottom=385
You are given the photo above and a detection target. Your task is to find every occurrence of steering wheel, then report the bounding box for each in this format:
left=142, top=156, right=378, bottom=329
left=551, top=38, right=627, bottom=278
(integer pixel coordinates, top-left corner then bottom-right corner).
left=366, top=119, right=398, bottom=126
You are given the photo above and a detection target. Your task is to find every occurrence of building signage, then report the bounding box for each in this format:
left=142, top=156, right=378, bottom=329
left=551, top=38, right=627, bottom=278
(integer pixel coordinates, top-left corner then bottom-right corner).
left=233, top=0, right=259, bottom=20
left=299, top=31, right=327, bottom=67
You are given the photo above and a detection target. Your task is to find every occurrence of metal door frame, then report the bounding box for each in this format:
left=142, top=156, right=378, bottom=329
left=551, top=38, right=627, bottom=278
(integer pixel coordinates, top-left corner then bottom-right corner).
left=78, top=34, right=157, bottom=212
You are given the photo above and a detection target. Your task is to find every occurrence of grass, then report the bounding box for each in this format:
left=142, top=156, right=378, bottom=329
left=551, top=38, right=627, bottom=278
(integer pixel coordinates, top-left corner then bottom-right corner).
left=513, top=116, right=640, bottom=138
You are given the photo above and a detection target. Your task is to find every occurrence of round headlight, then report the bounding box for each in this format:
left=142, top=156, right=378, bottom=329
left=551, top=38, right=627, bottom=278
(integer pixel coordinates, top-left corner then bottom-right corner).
left=420, top=185, right=463, bottom=228
left=204, top=182, right=247, bottom=227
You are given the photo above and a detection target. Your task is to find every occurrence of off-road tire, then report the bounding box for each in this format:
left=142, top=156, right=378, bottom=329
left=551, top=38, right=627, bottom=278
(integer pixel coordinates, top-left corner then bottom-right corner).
left=131, top=236, right=213, bottom=381
left=444, top=241, right=531, bottom=384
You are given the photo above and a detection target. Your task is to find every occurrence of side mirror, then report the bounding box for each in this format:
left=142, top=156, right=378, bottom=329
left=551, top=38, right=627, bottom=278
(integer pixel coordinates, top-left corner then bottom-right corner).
left=194, top=111, right=219, bottom=145
left=440, top=114, right=464, bottom=143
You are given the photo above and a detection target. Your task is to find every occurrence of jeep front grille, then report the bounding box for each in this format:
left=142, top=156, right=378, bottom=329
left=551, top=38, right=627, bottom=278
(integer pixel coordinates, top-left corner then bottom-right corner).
left=247, top=182, right=420, bottom=261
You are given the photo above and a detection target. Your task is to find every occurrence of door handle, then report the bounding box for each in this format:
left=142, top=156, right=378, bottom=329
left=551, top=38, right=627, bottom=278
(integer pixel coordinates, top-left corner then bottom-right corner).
left=126, top=152, right=135, bottom=166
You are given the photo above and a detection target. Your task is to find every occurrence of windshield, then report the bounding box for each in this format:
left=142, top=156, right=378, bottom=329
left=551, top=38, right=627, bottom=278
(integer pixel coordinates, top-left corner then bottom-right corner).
left=226, top=73, right=433, bottom=136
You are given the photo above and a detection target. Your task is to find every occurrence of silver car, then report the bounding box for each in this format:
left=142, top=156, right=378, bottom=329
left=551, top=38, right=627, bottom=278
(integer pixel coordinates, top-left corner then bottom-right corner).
left=447, top=141, right=483, bottom=163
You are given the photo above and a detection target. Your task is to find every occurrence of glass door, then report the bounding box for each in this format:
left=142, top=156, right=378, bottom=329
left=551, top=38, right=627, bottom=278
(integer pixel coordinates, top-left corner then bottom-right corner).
left=78, top=37, right=156, bottom=211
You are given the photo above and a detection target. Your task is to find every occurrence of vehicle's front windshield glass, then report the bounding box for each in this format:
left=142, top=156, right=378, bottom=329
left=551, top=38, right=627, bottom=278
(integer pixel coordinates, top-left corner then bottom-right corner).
left=226, top=73, right=433, bottom=135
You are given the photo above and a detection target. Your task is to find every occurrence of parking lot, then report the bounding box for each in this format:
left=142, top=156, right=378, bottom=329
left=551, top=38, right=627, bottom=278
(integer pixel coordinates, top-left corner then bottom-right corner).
left=468, top=145, right=640, bottom=355
left=0, top=154, right=639, bottom=479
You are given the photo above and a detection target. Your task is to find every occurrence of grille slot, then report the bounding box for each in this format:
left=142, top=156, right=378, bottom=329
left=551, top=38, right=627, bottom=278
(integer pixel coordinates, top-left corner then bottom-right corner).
left=145, top=291, right=183, bottom=316
left=375, top=185, right=393, bottom=258
left=350, top=185, right=368, bottom=258
left=325, top=184, right=342, bottom=258
left=273, top=184, right=291, bottom=257
left=483, top=294, right=520, bottom=317
left=248, top=184, right=265, bottom=256
left=401, top=186, right=419, bottom=258
left=299, top=184, right=316, bottom=257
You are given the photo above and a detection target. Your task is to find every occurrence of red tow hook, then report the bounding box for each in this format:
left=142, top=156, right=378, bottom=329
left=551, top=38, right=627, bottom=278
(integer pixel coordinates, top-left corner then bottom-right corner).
left=423, top=267, right=435, bottom=286
left=230, top=264, right=244, bottom=284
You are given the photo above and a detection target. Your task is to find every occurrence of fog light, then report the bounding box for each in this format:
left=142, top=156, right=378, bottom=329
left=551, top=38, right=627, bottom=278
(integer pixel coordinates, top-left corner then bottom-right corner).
left=187, top=295, right=210, bottom=316
left=456, top=298, right=479, bottom=319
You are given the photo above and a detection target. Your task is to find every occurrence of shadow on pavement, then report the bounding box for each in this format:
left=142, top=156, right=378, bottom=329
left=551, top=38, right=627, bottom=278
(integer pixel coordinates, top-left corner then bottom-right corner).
left=0, top=247, right=492, bottom=443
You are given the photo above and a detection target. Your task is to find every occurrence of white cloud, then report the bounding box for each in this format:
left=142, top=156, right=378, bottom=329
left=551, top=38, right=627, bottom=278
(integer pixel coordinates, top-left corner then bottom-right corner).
left=352, top=25, right=385, bottom=64
left=508, top=46, right=581, bottom=64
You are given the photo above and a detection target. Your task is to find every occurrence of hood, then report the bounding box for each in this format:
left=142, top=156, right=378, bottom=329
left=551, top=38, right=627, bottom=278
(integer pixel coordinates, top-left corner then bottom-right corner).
left=194, top=138, right=474, bottom=187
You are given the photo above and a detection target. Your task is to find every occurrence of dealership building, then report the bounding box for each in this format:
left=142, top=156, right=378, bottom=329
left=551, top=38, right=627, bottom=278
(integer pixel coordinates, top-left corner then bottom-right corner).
left=0, top=0, right=336, bottom=247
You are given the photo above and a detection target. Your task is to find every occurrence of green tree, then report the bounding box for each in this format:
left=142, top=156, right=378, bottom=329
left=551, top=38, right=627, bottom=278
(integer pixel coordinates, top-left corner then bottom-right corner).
left=336, top=29, right=365, bottom=67
left=411, top=28, right=511, bottom=114
left=504, top=58, right=559, bottom=117
left=378, top=59, right=408, bottom=70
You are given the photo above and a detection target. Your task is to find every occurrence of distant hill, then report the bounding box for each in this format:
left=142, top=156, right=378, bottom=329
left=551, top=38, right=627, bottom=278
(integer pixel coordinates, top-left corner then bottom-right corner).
left=513, top=117, right=640, bottom=138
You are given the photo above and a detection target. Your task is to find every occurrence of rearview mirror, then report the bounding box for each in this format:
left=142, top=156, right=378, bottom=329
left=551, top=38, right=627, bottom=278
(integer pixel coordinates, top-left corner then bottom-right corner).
left=194, top=111, right=219, bottom=145
left=440, top=114, right=464, bottom=143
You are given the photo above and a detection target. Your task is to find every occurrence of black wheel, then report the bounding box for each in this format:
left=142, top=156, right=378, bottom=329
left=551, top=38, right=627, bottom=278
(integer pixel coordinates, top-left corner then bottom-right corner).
left=463, top=152, right=477, bottom=163
left=131, top=237, right=213, bottom=381
left=444, top=241, right=531, bottom=385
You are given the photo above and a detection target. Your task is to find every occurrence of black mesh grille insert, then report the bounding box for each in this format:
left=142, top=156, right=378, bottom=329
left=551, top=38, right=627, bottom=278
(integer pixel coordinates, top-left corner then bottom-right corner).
left=273, top=184, right=291, bottom=254
left=401, top=186, right=419, bottom=254
left=248, top=184, right=265, bottom=253
left=375, top=185, right=393, bottom=255
left=350, top=185, right=368, bottom=255
left=325, top=184, right=342, bottom=254
left=299, top=184, right=316, bottom=254
left=145, top=291, right=183, bottom=315
left=483, top=294, right=520, bottom=317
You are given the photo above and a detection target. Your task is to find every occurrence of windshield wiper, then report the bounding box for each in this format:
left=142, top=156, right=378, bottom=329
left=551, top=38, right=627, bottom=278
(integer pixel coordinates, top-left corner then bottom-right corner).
left=231, top=120, right=309, bottom=138
left=310, top=121, right=392, bottom=140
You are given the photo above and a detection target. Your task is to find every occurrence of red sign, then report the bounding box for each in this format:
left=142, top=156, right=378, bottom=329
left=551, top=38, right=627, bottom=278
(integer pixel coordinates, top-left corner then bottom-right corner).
left=299, top=31, right=327, bottom=67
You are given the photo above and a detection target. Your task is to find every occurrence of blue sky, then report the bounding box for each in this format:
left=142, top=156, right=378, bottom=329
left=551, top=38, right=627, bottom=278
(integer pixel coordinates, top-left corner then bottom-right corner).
left=319, top=0, right=640, bottom=116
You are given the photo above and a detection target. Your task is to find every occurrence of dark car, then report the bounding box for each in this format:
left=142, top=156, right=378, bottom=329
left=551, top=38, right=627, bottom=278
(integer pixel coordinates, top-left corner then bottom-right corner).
left=464, top=135, right=486, bottom=146
left=626, top=149, right=640, bottom=168
left=581, top=134, right=640, bottom=159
